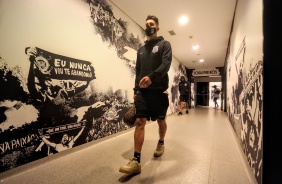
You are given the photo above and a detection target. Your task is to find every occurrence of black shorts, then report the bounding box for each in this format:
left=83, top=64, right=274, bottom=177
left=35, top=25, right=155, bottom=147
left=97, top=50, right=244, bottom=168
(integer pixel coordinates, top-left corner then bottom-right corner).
left=213, top=97, right=218, bottom=102
left=179, top=94, right=189, bottom=102
left=134, top=91, right=169, bottom=121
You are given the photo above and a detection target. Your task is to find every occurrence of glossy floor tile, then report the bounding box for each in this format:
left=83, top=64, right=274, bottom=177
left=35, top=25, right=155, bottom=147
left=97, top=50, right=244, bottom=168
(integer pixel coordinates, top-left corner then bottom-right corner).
left=0, top=107, right=257, bottom=184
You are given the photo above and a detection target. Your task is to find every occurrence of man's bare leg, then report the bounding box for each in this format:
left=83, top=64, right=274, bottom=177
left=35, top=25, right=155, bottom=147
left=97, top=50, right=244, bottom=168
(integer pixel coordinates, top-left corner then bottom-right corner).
left=186, top=102, right=189, bottom=114
left=153, top=118, right=167, bottom=157
left=134, top=118, right=147, bottom=153
left=157, top=118, right=167, bottom=141
left=178, top=102, right=183, bottom=115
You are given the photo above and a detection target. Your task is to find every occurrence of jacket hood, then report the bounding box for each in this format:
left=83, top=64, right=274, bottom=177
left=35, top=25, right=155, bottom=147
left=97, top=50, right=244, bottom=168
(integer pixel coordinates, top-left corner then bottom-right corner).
left=144, top=36, right=164, bottom=45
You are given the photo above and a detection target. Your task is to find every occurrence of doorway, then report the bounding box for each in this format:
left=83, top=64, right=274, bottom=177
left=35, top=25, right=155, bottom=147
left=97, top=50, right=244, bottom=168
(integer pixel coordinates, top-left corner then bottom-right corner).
left=193, top=82, right=222, bottom=107
left=196, top=82, right=209, bottom=106
left=209, top=82, right=222, bottom=107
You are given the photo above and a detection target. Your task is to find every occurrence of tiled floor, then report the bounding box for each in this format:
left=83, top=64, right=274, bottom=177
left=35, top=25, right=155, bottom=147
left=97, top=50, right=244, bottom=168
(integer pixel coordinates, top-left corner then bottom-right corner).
left=0, top=107, right=257, bottom=184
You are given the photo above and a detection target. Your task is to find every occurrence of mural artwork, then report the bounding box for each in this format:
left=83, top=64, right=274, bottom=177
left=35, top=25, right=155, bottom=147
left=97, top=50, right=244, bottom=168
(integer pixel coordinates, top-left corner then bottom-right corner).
left=0, top=0, right=145, bottom=173
left=227, top=37, right=262, bottom=181
left=89, top=0, right=143, bottom=74
left=170, top=63, right=187, bottom=113
left=0, top=0, right=182, bottom=173
left=0, top=46, right=134, bottom=172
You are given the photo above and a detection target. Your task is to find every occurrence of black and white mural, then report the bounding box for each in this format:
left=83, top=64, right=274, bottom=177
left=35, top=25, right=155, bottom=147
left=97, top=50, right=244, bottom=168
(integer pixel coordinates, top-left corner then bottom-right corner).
left=225, top=1, right=263, bottom=183
left=0, top=0, right=181, bottom=172
left=169, top=63, right=188, bottom=113
left=0, top=45, right=134, bottom=172
left=227, top=37, right=262, bottom=182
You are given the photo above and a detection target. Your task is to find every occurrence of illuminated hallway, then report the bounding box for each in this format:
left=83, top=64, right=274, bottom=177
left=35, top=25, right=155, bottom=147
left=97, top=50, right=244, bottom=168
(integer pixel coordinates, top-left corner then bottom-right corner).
left=0, top=107, right=256, bottom=184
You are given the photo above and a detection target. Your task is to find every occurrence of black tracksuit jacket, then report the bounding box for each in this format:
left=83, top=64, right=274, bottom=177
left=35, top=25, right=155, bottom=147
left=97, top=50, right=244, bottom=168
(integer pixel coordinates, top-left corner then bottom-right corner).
left=179, top=80, right=190, bottom=96
left=134, top=36, right=172, bottom=94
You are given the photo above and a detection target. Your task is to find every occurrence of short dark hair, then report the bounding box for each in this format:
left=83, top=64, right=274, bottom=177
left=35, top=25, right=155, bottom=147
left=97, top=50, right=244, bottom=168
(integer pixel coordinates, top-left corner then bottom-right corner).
left=146, top=15, right=159, bottom=26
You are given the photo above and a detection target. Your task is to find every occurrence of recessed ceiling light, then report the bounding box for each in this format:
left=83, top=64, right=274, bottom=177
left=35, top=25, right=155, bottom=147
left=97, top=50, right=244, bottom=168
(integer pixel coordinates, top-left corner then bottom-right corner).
left=179, top=16, right=188, bottom=25
left=192, top=45, right=199, bottom=50
left=199, top=59, right=205, bottom=62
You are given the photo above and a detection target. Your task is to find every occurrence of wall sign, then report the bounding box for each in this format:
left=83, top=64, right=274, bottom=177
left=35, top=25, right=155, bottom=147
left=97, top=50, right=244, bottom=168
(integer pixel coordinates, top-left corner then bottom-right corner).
left=192, top=68, right=220, bottom=77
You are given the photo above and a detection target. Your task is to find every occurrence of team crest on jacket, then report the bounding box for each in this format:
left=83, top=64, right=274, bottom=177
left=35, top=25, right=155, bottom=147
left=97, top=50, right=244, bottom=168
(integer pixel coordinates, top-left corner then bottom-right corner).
left=152, top=46, right=159, bottom=53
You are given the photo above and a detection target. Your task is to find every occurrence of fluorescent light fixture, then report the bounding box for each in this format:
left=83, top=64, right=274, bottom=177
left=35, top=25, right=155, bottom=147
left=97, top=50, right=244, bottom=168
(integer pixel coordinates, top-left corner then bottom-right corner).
left=192, top=44, right=199, bottom=50
left=199, top=59, right=204, bottom=62
left=179, top=16, right=188, bottom=25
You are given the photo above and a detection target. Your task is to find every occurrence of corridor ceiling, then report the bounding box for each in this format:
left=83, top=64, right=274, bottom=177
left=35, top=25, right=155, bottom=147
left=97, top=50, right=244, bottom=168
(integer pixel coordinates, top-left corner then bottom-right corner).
left=110, top=0, right=237, bottom=69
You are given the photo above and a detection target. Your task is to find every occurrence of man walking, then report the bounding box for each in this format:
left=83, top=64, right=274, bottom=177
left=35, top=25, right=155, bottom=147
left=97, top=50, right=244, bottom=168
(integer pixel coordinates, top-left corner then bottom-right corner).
left=212, top=85, right=221, bottom=109
left=178, top=76, right=190, bottom=115
left=119, top=15, right=172, bottom=174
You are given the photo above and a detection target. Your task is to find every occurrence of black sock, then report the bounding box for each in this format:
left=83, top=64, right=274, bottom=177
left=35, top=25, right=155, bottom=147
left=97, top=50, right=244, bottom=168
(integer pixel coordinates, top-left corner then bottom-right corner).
left=134, top=152, right=141, bottom=163
left=158, top=140, right=164, bottom=145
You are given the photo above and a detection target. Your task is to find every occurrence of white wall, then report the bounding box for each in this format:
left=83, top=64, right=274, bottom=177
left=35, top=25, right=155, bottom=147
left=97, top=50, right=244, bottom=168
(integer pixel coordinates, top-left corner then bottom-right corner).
left=0, top=0, right=184, bottom=173
left=226, top=0, right=263, bottom=183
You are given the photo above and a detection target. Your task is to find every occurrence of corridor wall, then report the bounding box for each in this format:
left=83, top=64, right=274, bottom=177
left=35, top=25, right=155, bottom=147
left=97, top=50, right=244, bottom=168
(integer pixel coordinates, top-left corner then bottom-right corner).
left=225, top=0, right=263, bottom=183
left=0, top=0, right=185, bottom=173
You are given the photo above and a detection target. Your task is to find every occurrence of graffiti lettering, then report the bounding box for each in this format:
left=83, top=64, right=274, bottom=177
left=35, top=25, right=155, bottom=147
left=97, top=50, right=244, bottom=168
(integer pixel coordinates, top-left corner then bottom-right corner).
left=27, top=47, right=96, bottom=81
left=54, top=59, right=67, bottom=67
left=54, top=67, right=64, bottom=74
left=60, top=126, right=67, bottom=130
left=53, top=68, right=93, bottom=78
left=0, top=134, right=38, bottom=154
left=39, top=122, right=86, bottom=136
left=70, top=62, right=92, bottom=71
left=70, top=70, right=93, bottom=78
